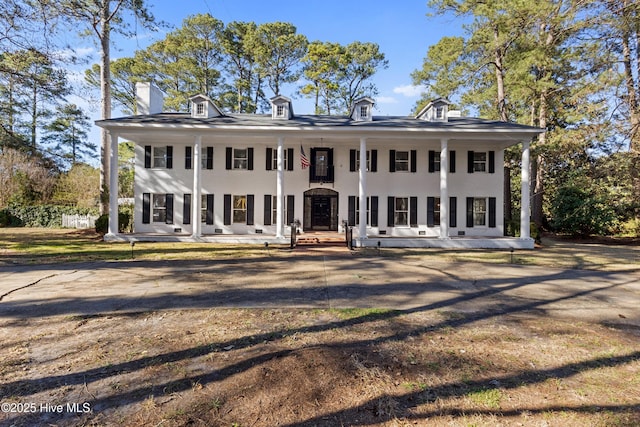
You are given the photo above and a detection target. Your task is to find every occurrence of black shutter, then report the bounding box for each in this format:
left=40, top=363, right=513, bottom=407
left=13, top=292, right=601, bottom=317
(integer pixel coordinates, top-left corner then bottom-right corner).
left=466, top=197, right=474, bottom=227
left=348, top=196, right=356, bottom=226
left=206, top=194, right=214, bottom=225
left=185, top=146, right=192, bottom=170
left=265, top=148, right=273, bottom=170
left=144, top=146, right=151, bottom=168
left=389, top=150, right=396, bottom=172
left=468, top=151, right=474, bottom=173
left=225, top=147, right=232, bottom=170
left=248, top=148, right=254, bottom=170
left=427, top=196, right=435, bottom=227
left=488, top=151, right=495, bottom=173
left=165, top=193, right=174, bottom=224
left=224, top=194, right=231, bottom=225
left=428, top=150, right=435, bottom=173
left=142, top=193, right=151, bottom=224
left=206, top=147, right=213, bottom=169
left=183, top=194, right=191, bottom=225
left=264, top=195, right=272, bottom=225
left=410, top=150, right=417, bottom=173
left=371, top=149, right=377, bottom=172
left=286, top=195, right=295, bottom=225
left=489, top=197, right=497, bottom=227
left=450, top=150, right=456, bottom=173
left=349, top=149, right=357, bottom=172
left=410, top=196, right=418, bottom=227
left=246, top=194, right=254, bottom=225
left=387, top=196, right=395, bottom=227
left=287, top=148, right=294, bottom=171
left=450, top=197, right=457, bottom=228
left=166, top=146, right=173, bottom=169
left=371, top=196, right=378, bottom=226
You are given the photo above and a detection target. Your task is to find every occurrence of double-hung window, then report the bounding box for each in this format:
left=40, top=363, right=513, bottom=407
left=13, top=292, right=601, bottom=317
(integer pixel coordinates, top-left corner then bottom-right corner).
left=473, top=198, right=487, bottom=226
left=233, top=149, right=248, bottom=169
left=473, top=152, right=487, bottom=172
left=153, top=194, right=167, bottom=223
left=233, top=195, right=247, bottom=223
left=394, top=197, right=409, bottom=226
left=271, top=148, right=289, bottom=170
left=153, top=147, right=167, bottom=168
left=394, top=151, right=409, bottom=172
left=355, top=150, right=370, bottom=172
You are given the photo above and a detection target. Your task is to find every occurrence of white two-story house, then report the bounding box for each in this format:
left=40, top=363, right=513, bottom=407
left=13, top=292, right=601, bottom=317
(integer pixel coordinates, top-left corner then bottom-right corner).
left=96, top=82, right=542, bottom=248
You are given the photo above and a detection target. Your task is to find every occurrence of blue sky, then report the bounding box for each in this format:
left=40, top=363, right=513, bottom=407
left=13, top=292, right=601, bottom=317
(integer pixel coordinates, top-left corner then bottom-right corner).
left=67, top=0, right=464, bottom=145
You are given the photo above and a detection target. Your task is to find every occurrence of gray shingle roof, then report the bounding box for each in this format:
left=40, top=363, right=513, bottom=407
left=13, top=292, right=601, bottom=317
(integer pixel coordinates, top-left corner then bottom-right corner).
left=96, top=112, right=542, bottom=133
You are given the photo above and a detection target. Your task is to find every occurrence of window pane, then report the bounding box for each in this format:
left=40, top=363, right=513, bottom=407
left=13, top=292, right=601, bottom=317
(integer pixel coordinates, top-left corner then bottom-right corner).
left=153, top=147, right=166, bottom=168
left=395, top=151, right=409, bottom=171
left=395, top=212, right=408, bottom=226
left=315, top=151, right=328, bottom=176
left=152, top=194, right=166, bottom=223
left=395, top=197, right=408, bottom=211
left=201, top=195, right=207, bottom=223
left=233, top=195, right=247, bottom=223
left=474, top=152, right=487, bottom=172
left=234, top=149, right=247, bottom=169
left=474, top=198, right=486, bottom=226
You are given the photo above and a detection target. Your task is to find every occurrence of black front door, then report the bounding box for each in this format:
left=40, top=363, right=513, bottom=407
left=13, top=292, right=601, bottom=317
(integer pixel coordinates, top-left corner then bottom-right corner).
left=303, top=188, right=339, bottom=231
left=311, top=196, right=331, bottom=229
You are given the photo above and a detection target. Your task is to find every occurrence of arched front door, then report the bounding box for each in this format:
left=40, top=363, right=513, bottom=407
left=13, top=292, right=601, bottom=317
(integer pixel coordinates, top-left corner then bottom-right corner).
left=303, top=188, right=339, bottom=231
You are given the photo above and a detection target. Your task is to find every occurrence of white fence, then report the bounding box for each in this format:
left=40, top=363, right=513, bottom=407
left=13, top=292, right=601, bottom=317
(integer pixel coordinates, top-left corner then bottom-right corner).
left=62, top=214, right=98, bottom=229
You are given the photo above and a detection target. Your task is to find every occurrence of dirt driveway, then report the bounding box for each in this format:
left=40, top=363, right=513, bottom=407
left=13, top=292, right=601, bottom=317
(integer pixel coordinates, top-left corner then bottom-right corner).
left=1, top=253, right=639, bottom=324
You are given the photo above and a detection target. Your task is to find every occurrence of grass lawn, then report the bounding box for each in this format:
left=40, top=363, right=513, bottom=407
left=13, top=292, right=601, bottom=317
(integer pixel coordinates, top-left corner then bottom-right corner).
left=1, top=227, right=639, bottom=270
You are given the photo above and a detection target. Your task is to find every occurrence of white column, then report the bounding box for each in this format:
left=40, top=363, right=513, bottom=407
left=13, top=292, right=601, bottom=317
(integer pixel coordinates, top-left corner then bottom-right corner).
left=439, top=138, right=449, bottom=239
left=107, top=132, right=119, bottom=236
left=520, top=140, right=531, bottom=240
left=358, top=137, right=368, bottom=239
left=276, top=137, right=285, bottom=239
left=192, top=136, right=202, bottom=239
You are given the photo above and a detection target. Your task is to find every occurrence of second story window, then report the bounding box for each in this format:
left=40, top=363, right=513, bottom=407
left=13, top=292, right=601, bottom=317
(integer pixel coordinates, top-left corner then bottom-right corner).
left=234, top=148, right=248, bottom=169
left=394, top=151, right=409, bottom=172
left=360, top=105, right=368, bottom=119
left=276, top=104, right=285, bottom=117
left=196, top=102, right=205, bottom=115
left=153, top=146, right=167, bottom=168
left=473, top=152, right=487, bottom=172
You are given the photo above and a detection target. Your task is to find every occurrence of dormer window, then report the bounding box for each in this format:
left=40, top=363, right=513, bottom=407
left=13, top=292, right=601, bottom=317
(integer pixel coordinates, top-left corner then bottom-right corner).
left=351, top=97, right=375, bottom=122
left=189, top=94, right=223, bottom=118
left=360, top=105, right=369, bottom=120
left=270, top=95, right=294, bottom=120
left=416, top=98, right=451, bottom=122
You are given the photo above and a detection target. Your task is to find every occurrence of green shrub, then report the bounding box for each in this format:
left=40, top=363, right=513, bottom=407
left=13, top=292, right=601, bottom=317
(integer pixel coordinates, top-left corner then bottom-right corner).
left=95, top=212, right=132, bottom=234
left=551, top=186, right=617, bottom=237
left=3, top=204, right=98, bottom=228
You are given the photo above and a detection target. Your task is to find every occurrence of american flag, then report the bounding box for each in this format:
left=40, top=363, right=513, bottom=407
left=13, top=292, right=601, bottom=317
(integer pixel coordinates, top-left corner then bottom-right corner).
left=300, top=145, right=310, bottom=169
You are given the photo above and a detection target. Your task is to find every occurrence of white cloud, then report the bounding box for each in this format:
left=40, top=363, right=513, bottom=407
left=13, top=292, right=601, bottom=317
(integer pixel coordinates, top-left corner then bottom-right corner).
left=393, top=84, right=426, bottom=98
left=55, top=46, right=96, bottom=62
left=376, top=96, right=398, bottom=104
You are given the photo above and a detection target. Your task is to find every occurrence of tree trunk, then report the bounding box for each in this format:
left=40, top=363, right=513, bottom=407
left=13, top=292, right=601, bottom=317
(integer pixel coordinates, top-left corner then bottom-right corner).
left=99, top=2, right=112, bottom=215
left=493, top=26, right=508, bottom=122
left=532, top=91, right=548, bottom=229
left=621, top=9, right=640, bottom=152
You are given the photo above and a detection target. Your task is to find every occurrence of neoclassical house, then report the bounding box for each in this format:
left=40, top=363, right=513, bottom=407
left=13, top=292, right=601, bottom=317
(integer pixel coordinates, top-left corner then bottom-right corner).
left=96, top=82, right=543, bottom=248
